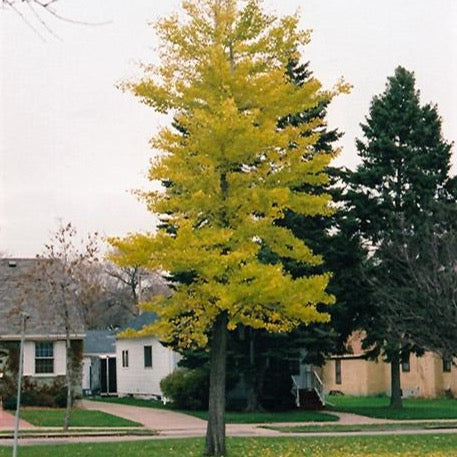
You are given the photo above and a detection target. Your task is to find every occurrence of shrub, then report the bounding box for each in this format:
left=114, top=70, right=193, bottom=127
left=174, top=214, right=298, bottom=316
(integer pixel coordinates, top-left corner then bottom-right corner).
left=54, top=387, right=69, bottom=408
left=1, top=377, right=70, bottom=410
left=160, top=368, right=209, bottom=410
left=2, top=395, right=17, bottom=410
left=260, top=364, right=295, bottom=411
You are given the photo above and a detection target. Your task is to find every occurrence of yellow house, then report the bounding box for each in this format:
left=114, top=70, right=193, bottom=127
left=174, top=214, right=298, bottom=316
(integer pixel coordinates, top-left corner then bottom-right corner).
left=320, top=333, right=457, bottom=398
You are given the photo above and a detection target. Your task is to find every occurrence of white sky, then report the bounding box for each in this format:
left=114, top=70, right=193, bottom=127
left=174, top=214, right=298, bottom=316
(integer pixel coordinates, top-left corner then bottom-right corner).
left=1, top=0, right=456, bottom=257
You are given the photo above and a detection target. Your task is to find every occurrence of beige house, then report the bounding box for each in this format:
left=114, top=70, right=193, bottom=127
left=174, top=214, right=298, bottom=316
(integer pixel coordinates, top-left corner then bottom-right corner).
left=320, top=332, right=457, bottom=398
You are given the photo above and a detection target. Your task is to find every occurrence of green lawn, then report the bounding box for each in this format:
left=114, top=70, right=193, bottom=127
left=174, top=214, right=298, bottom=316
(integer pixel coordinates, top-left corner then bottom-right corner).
left=1, top=435, right=457, bottom=456
left=0, top=429, right=152, bottom=436
left=90, top=395, right=457, bottom=423
left=92, top=396, right=171, bottom=410
left=264, top=421, right=457, bottom=434
left=191, top=409, right=338, bottom=423
left=91, top=397, right=338, bottom=423
left=19, top=409, right=141, bottom=427
left=328, top=395, right=457, bottom=420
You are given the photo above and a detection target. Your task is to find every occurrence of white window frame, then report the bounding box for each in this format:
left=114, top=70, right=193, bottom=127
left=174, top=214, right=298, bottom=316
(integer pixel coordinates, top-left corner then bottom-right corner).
left=35, top=341, right=54, bottom=374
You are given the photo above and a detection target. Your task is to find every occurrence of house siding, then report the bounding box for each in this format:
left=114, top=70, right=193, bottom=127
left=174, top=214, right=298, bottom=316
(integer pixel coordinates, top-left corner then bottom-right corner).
left=116, top=337, right=179, bottom=398
left=448, top=363, right=457, bottom=394
left=55, top=341, right=67, bottom=375
left=401, top=353, right=433, bottom=397
left=322, top=352, right=457, bottom=398
left=82, top=357, right=92, bottom=391
left=324, top=358, right=384, bottom=396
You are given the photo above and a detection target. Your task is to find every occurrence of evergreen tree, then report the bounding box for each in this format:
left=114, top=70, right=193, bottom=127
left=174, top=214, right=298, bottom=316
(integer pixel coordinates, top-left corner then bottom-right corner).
left=351, top=66, right=454, bottom=240
left=236, top=59, right=365, bottom=412
left=278, top=60, right=366, bottom=351
left=348, top=66, right=455, bottom=408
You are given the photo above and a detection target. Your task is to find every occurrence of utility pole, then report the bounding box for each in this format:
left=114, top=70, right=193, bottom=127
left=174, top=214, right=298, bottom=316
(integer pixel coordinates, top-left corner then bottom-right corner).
left=13, top=312, right=29, bottom=457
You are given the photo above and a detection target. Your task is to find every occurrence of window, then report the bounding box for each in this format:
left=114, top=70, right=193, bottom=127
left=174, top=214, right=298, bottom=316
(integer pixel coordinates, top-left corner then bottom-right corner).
left=144, top=346, right=153, bottom=368
left=122, top=350, right=129, bottom=368
left=335, top=359, right=342, bottom=385
left=443, top=358, right=452, bottom=373
left=35, top=341, right=54, bottom=374
left=401, top=355, right=410, bottom=373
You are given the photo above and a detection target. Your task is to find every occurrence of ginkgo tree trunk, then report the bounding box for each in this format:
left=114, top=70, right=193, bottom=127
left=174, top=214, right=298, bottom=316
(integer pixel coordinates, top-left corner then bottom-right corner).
left=111, top=1, right=348, bottom=455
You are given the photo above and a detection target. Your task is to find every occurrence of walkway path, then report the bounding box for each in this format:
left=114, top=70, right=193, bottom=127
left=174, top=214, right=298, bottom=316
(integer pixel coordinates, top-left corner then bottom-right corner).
left=0, top=409, right=35, bottom=431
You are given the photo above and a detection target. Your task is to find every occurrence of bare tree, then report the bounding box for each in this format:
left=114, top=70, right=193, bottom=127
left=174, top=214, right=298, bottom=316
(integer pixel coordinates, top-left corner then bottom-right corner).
left=104, top=264, right=142, bottom=309
left=104, top=262, right=169, bottom=306
left=73, top=261, right=114, bottom=329
left=2, top=0, right=109, bottom=40
left=30, top=222, right=100, bottom=430
left=370, top=225, right=457, bottom=361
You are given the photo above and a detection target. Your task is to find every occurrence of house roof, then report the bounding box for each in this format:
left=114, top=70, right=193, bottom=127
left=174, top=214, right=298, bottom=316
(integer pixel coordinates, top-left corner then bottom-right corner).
left=84, top=329, right=116, bottom=355
left=0, top=258, right=85, bottom=339
left=117, top=312, right=158, bottom=336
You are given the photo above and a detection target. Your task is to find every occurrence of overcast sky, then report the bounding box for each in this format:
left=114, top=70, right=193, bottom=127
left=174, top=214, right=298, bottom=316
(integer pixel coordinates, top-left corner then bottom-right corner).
left=1, top=0, right=456, bottom=257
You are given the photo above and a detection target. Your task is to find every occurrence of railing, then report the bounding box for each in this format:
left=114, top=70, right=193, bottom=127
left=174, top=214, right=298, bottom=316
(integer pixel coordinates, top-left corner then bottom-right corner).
left=291, top=374, right=301, bottom=407
left=312, top=371, right=325, bottom=406
left=291, top=370, right=325, bottom=407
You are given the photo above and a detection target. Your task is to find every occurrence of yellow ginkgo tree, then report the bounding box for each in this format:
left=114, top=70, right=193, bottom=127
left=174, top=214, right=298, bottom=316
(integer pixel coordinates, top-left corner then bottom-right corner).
left=110, top=1, right=348, bottom=455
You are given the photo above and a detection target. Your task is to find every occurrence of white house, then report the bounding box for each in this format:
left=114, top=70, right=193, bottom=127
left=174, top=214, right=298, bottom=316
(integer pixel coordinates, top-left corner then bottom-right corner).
left=0, top=259, right=85, bottom=394
left=116, top=312, right=180, bottom=399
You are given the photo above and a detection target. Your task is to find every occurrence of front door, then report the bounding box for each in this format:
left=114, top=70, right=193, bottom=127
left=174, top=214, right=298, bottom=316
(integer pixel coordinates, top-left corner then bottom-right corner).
left=100, top=357, right=117, bottom=395
left=303, top=364, right=313, bottom=390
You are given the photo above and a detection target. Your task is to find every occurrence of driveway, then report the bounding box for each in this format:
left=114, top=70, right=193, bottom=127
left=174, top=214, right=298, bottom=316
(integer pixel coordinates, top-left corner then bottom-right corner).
left=81, top=399, right=208, bottom=436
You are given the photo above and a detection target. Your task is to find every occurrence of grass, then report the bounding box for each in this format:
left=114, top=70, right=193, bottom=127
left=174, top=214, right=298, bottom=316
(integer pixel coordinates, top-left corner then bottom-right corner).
left=264, top=421, right=457, bottom=434
left=90, top=395, right=457, bottom=423
left=1, top=435, right=457, bottom=456
left=190, top=409, right=338, bottom=423
left=328, top=395, right=457, bottom=420
left=92, top=396, right=171, bottom=410
left=19, top=409, right=141, bottom=427
left=0, top=429, right=151, bottom=435
left=91, top=397, right=338, bottom=423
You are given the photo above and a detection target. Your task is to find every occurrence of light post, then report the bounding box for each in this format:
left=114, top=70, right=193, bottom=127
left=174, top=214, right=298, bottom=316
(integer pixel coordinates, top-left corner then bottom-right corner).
left=12, top=312, right=29, bottom=457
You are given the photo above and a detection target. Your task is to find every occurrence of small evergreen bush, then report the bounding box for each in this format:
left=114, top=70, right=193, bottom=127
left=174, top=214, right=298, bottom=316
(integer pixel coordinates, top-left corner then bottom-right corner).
left=160, top=368, right=209, bottom=410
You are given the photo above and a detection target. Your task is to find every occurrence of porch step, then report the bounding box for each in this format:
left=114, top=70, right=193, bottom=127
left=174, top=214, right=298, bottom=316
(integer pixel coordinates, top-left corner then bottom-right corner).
left=298, top=389, right=324, bottom=410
